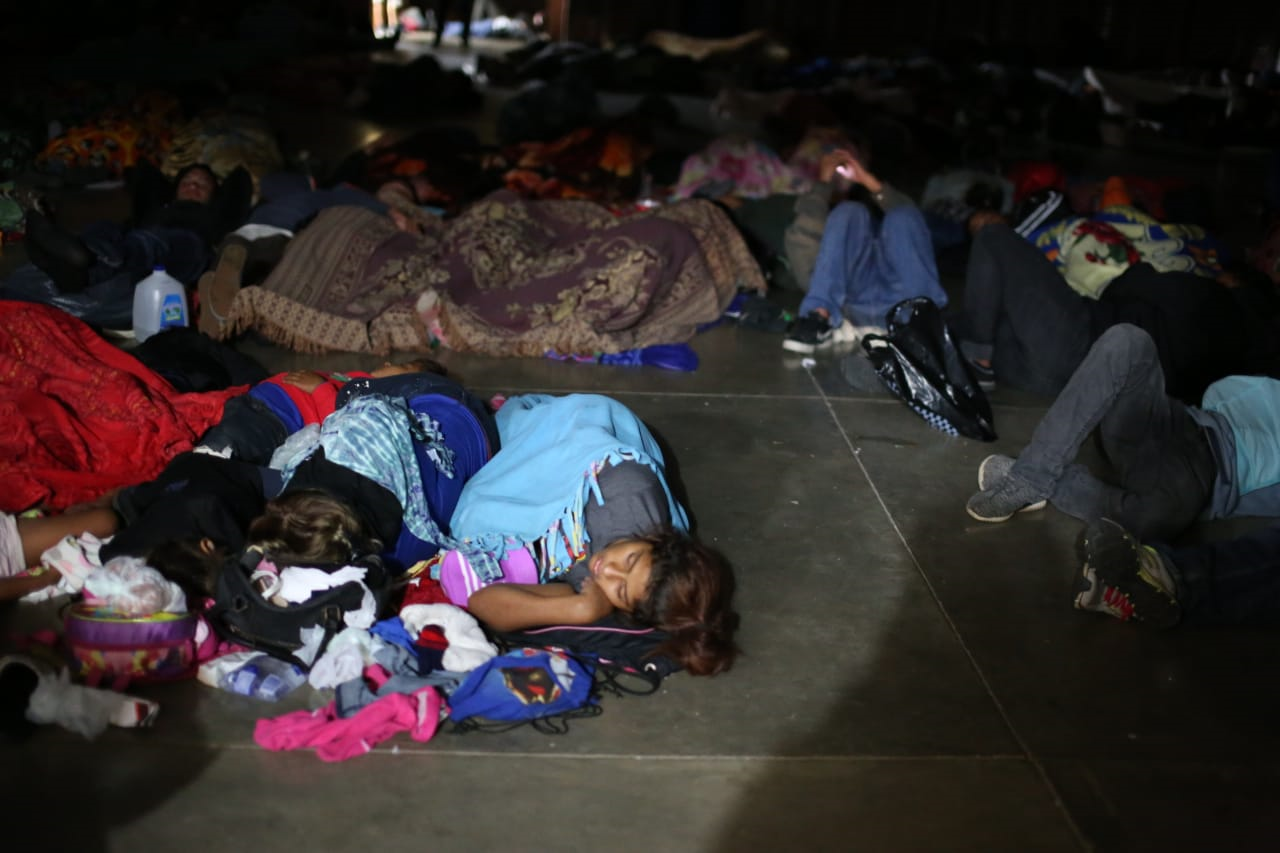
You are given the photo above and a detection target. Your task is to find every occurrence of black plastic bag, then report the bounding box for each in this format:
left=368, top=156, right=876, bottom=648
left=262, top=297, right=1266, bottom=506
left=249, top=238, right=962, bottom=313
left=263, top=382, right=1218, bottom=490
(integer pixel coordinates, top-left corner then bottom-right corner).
left=861, top=297, right=997, bottom=441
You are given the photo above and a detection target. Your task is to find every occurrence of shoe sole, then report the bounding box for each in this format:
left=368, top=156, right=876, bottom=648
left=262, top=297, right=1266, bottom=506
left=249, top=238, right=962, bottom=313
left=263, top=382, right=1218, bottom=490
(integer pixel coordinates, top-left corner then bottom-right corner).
left=1074, top=519, right=1180, bottom=628
left=198, top=242, right=247, bottom=338
left=782, top=336, right=834, bottom=354
left=966, top=503, right=1018, bottom=523
left=976, top=456, right=1047, bottom=514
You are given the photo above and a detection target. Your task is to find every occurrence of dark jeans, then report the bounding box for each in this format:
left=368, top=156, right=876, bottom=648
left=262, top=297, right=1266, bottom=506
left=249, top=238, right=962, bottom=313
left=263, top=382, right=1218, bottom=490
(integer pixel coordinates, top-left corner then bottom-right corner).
left=961, top=223, right=1095, bottom=396
left=1012, top=324, right=1216, bottom=540
left=1160, top=522, right=1280, bottom=625
left=80, top=221, right=211, bottom=287
left=198, top=393, right=292, bottom=466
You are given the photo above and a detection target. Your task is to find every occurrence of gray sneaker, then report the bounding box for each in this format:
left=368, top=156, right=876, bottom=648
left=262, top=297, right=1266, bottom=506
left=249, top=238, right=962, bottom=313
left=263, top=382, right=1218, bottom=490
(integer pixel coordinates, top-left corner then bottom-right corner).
left=1073, top=518, right=1180, bottom=628
left=976, top=455, right=1046, bottom=513
left=965, top=471, right=1047, bottom=523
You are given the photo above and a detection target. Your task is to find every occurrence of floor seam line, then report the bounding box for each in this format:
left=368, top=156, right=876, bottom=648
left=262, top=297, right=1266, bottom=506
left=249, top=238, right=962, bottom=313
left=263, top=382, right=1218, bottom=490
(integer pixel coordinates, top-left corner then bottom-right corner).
left=805, top=363, right=1092, bottom=851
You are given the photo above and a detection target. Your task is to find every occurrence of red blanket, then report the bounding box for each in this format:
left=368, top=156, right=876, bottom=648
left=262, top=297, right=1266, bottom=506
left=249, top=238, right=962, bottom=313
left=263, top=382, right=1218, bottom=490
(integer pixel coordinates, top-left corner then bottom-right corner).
left=0, top=302, right=244, bottom=512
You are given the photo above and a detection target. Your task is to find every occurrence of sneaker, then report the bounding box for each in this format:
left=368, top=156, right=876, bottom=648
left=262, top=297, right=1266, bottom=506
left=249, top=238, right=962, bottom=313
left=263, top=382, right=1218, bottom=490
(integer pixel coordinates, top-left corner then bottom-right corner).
left=976, top=455, right=1046, bottom=512
left=1073, top=518, right=1180, bottom=628
left=831, top=319, right=864, bottom=346
left=782, top=312, right=836, bottom=353
left=965, top=472, right=1047, bottom=523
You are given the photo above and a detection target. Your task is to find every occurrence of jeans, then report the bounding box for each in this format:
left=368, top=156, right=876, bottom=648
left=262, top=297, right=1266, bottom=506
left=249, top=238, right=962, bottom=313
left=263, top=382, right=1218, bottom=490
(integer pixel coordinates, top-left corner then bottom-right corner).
left=80, top=222, right=212, bottom=287
left=960, top=223, right=1095, bottom=396
left=1159, top=522, right=1280, bottom=625
left=198, top=394, right=292, bottom=466
left=1012, top=324, right=1216, bottom=540
left=798, top=202, right=947, bottom=328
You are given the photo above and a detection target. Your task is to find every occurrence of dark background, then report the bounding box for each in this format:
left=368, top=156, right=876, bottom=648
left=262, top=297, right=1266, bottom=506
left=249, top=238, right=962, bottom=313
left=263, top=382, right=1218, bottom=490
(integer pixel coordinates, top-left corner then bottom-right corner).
left=2, top=0, right=1277, bottom=71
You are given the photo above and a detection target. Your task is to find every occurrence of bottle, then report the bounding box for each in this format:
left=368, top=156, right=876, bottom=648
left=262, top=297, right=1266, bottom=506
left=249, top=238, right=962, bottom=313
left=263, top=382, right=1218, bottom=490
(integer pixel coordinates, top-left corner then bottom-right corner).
left=132, top=266, right=189, bottom=342
left=218, top=654, right=306, bottom=701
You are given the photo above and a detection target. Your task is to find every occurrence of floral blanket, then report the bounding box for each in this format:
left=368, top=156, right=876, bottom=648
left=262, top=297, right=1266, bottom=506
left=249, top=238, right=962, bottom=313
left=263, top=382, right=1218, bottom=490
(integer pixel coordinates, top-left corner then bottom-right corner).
left=221, top=191, right=765, bottom=358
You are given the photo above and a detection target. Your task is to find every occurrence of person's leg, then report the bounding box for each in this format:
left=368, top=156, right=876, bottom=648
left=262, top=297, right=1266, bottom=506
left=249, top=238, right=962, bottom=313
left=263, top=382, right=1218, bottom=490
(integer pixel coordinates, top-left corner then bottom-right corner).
left=785, top=201, right=872, bottom=352
left=1085, top=377, right=1215, bottom=541
left=22, top=211, right=92, bottom=291
left=797, top=201, right=872, bottom=320
left=847, top=205, right=948, bottom=329
left=968, top=325, right=1186, bottom=524
left=434, top=0, right=451, bottom=45
left=1157, top=522, right=1280, bottom=625
left=121, top=226, right=212, bottom=285
left=960, top=223, right=1094, bottom=396
left=196, top=394, right=293, bottom=465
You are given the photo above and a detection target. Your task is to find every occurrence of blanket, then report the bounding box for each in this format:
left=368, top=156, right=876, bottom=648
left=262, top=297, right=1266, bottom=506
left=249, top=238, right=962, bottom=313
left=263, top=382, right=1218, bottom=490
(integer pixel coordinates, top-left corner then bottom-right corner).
left=221, top=190, right=764, bottom=358
left=448, top=393, right=688, bottom=584
left=0, top=302, right=244, bottom=512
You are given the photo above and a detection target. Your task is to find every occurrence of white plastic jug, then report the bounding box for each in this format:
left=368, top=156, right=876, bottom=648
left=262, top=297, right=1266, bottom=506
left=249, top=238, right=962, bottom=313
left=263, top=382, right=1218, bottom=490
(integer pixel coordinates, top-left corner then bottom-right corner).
left=132, top=266, right=189, bottom=342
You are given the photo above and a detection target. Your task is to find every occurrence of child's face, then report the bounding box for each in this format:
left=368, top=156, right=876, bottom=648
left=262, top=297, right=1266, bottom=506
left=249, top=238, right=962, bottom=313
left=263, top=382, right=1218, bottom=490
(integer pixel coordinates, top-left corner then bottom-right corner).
left=588, top=539, right=654, bottom=613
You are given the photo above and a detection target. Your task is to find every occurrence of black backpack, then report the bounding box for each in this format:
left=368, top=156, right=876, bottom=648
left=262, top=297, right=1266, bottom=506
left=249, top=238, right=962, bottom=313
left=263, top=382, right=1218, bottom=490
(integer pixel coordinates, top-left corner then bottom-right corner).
left=207, top=548, right=391, bottom=670
left=493, top=614, right=680, bottom=698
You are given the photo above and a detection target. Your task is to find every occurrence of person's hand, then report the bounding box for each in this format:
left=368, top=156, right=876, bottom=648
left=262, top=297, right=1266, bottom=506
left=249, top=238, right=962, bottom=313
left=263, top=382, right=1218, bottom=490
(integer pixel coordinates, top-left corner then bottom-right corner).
left=576, top=577, right=615, bottom=623
left=281, top=370, right=327, bottom=392
left=967, top=210, right=1008, bottom=236
left=818, top=148, right=858, bottom=184
left=819, top=148, right=882, bottom=195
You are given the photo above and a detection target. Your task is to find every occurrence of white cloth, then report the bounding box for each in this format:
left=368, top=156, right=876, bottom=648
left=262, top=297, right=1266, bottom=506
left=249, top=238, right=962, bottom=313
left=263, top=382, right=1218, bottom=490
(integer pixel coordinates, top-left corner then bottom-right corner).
left=0, top=512, right=23, bottom=578
left=275, top=565, right=377, bottom=630
left=11, top=655, right=157, bottom=738
left=307, top=627, right=383, bottom=690
left=276, top=565, right=367, bottom=603
left=399, top=603, right=498, bottom=672
left=230, top=223, right=294, bottom=241
left=21, top=532, right=107, bottom=603
left=82, top=556, right=187, bottom=616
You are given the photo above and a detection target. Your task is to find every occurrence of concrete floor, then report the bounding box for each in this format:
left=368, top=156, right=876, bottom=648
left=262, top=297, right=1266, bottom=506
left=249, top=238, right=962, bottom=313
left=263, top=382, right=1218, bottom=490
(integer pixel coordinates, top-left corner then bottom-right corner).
left=4, top=37, right=1280, bottom=853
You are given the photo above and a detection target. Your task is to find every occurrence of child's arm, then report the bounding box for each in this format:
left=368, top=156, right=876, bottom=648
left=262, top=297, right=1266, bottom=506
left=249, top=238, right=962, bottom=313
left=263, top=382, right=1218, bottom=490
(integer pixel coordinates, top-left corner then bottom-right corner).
left=466, top=580, right=613, bottom=631
left=0, top=569, right=59, bottom=603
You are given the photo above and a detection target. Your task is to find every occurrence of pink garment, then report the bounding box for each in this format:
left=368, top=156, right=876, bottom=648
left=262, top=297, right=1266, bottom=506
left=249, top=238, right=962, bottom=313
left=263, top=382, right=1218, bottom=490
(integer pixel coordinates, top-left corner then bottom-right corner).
left=670, top=136, right=811, bottom=200
left=254, top=686, right=441, bottom=762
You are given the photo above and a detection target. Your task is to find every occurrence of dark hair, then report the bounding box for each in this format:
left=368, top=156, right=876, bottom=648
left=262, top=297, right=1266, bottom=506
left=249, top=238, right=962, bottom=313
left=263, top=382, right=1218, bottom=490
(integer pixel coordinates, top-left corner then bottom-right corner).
left=398, top=357, right=448, bottom=377
left=146, top=537, right=226, bottom=601
left=174, top=162, right=217, bottom=185
left=246, top=489, right=374, bottom=566
left=630, top=529, right=740, bottom=676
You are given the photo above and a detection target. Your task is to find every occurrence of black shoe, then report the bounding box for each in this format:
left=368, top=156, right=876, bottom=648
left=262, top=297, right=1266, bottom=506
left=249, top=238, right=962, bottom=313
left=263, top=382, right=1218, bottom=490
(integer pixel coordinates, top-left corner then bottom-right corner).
left=782, top=312, right=835, bottom=354
left=24, top=210, right=92, bottom=292
left=967, top=358, right=996, bottom=392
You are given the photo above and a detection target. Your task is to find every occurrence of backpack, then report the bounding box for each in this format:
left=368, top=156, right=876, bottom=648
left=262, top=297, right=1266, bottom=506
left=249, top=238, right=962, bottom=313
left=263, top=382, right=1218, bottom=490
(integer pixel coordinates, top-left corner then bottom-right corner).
left=494, top=613, right=680, bottom=691
left=445, top=647, right=601, bottom=735
left=206, top=548, right=390, bottom=671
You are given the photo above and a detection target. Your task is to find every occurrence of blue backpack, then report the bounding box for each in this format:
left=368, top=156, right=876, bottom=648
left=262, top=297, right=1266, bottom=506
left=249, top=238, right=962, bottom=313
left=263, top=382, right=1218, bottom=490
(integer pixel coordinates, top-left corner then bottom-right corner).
left=446, top=648, right=600, bottom=734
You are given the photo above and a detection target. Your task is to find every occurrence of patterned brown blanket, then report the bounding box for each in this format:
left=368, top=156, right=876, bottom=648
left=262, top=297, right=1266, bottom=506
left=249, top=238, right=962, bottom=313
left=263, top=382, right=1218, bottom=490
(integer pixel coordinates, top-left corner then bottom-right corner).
left=222, top=190, right=765, bottom=357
